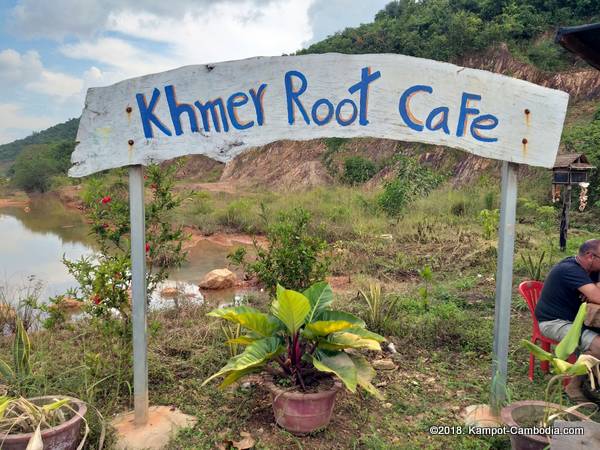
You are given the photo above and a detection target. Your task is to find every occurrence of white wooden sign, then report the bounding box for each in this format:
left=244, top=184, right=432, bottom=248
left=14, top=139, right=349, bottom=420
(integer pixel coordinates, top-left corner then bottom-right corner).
left=70, top=53, right=569, bottom=177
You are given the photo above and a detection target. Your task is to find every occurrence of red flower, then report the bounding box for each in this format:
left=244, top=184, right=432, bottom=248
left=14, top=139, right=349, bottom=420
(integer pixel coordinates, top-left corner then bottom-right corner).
left=101, top=223, right=109, bottom=229
left=145, top=243, right=150, bottom=253
left=150, top=183, right=158, bottom=190
left=92, top=294, right=101, bottom=305
left=101, top=196, right=111, bottom=204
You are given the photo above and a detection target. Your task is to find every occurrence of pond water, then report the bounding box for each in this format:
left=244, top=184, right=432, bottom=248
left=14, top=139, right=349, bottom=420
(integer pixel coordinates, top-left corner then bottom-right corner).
left=0, top=195, right=252, bottom=310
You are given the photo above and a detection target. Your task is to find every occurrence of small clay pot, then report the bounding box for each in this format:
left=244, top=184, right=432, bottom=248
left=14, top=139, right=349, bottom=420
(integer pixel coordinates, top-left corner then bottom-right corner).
left=264, top=376, right=342, bottom=434
left=0, top=396, right=87, bottom=450
left=501, top=400, right=589, bottom=450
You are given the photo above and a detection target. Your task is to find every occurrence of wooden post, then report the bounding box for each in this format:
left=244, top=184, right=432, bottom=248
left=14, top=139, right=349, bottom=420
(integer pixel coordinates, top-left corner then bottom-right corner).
left=129, top=165, right=148, bottom=425
left=491, top=161, right=518, bottom=413
left=559, top=184, right=572, bottom=251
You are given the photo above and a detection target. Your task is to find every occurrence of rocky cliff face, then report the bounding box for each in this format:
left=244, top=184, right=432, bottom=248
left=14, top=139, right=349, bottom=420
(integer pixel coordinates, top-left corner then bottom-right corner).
left=459, top=44, right=600, bottom=101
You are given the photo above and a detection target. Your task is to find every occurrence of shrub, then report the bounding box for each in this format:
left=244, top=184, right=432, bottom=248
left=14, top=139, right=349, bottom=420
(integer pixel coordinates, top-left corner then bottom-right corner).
left=450, top=200, right=467, bottom=216
left=229, top=208, right=330, bottom=295
left=51, top=164, right=188, bottom=329
left=342, top=156, right=377, bottom=185
left=11, top=142, right=74, bottom=193
left=479, top=208, right=499, bottom=240
left=216, top=198, right=254, bottom=232
left=378, top=157, right=443, bottom=217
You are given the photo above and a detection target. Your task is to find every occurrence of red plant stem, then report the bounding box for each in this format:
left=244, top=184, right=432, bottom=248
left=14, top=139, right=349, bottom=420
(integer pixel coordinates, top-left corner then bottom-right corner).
left=276, top=355, right=291, bottom=374
left=294, top=333, right=301, bottom=367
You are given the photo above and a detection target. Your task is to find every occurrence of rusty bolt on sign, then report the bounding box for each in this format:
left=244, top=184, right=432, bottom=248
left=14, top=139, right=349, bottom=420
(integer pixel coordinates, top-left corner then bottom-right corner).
left=126, top=106, right=133, bottom=113
left=128, top=139, right=135, bottom=146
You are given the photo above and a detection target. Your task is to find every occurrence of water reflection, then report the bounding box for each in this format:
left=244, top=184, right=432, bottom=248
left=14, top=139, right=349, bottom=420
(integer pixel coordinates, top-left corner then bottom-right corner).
left=0, top=194, right=253, bottom=308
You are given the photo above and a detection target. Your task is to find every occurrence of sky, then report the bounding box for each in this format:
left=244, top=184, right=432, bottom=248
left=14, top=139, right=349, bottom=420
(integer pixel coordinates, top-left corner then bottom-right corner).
left=0, top=0, right=390, bottom=145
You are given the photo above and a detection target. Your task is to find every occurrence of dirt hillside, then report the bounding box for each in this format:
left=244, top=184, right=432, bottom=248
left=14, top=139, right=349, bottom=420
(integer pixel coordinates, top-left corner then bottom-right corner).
left=174, top=46, right=600, bottom=190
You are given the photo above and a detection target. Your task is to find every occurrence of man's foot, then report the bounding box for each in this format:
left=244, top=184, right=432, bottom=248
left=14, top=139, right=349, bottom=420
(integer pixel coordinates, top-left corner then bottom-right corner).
left=565, top=376, right=589, bottom=403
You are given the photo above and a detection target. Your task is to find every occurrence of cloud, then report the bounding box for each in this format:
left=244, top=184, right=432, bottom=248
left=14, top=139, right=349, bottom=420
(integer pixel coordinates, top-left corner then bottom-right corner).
left=0, top=104, right=57, bottom=144
left=8, top=0, right=279, bottom=40
left=0, top=48, right=83, bottom=99
left=305, top=0, right=389, bottom=45
left=0, top=49, right=43, bottom=83
left=61, top=37, right=177, bottom=80
left=60, top=0, right=314, bottom=84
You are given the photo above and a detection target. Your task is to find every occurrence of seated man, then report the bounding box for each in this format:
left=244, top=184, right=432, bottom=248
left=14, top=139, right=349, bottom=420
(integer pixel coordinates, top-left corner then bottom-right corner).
left=535, top=239, right=600, bottom=401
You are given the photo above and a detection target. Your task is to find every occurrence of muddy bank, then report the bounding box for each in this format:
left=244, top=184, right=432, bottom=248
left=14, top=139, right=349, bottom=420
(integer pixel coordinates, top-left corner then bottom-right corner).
left=0, top=197, right=30, bottom=208
left=183, top=226, right=267, bottom=250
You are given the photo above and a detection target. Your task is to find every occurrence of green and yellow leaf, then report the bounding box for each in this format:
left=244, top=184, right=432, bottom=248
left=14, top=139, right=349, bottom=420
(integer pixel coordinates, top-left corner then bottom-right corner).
left=219, top=367, right=261, bottom=389
left=315, top=310, right=366, bottom=328
left=207, top=306, right=281, bottom=337
left=319, top=332, right=381, bottom=351
left=350, top=355, right=383, bottom=399
left=521, top=340, right=553, bottom=362
left=305, top=320, right=356, bottom=337
left=344, top=327, right=386, bottom=343
left=271, top=287, right=310, bottom=334
left=202, top=337, right=284, bottom=387
left=226, top=336, right=257, bottom=346
left=0, top=359, right=14, bottom=382
left=555, top=303, right=587, bottom=361
left=303, top=282, right=333, bottom=323
left=311, top=351, right=357, bottom=392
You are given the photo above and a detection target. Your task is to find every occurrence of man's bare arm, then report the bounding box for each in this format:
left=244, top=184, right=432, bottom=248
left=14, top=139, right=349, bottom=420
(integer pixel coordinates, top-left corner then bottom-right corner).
left=579, top=283, right=600, bottom=304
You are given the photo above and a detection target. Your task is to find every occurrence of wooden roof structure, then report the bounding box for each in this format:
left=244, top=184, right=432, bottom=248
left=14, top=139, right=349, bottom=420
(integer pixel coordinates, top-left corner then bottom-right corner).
left=553, top=153, right=595, bottom=170
left=556, top=23, right=600, bottom=70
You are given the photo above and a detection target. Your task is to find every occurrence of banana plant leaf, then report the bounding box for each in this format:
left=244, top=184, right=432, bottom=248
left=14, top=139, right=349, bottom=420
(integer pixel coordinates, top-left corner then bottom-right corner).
left=303, top=282, right=333, bottom=323
left=271, top=286, right=310, bottom=334
left=207, top=306, right=281, bottom=337
left=555, top=303, right=587, bottom=361
left=521, top=339, right=553, bottom=362
left=202, top=337, right=284, bottom=386
left=349, top=355, right=383, bottom=399
left=311, top=351, right=357, bottom=392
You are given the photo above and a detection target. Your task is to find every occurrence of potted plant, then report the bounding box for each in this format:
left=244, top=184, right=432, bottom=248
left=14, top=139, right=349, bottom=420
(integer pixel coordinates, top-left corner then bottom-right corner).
left=202, top=282, right=384, bottom=434
left=0, top=321, right=89, bottom=449
left=501, top=303, right=599, bottom=450
left=0, top=396, right=88, bottom=450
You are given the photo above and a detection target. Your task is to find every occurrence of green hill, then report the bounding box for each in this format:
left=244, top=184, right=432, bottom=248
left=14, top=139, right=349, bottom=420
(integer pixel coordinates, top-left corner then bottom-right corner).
left=300, top=0, right=600, bottom=72
left=0, top=118, right=79, bottom=163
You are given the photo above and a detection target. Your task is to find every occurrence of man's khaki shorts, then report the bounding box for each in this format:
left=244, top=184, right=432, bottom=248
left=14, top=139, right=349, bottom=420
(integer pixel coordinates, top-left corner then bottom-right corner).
left=539, top=319, right=599, bottom=352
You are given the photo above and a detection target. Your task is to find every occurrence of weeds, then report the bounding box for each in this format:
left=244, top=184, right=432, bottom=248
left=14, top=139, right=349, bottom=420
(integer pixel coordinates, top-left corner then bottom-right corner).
left=520, top=251, right=546, bottom=281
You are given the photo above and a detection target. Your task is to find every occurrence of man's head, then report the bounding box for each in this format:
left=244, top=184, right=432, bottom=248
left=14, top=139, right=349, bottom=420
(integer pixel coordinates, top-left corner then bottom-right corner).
left=578, top=239, right=600, bottom=273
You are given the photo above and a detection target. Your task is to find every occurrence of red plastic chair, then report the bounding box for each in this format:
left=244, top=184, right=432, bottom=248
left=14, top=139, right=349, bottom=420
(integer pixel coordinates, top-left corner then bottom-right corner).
left=518, top=280, right=577, bottom=382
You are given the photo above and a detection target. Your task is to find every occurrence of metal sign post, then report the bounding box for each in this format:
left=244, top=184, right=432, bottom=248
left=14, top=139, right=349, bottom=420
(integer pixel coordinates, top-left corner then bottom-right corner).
left=129, top=165, right=149, bottom=425
left=491, top=161, right=518, bottom=412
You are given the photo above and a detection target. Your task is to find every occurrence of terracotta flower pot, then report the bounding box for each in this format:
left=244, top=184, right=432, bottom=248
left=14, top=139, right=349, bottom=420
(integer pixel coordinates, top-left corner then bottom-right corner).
left=0, top=396, right=87, bottom=450
left=501, top=400, right=589, bottom=450
left=264, top=377, right=342, bottom=434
